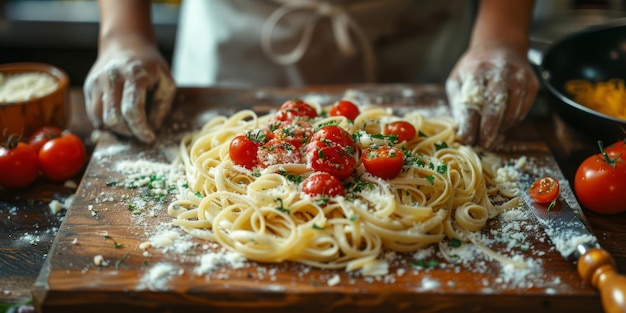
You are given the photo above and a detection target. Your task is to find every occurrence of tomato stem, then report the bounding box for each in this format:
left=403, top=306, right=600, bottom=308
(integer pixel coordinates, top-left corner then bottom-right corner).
left=597, top=140, right=620, bottom=168
left=1, top=128, right=23, bottom=150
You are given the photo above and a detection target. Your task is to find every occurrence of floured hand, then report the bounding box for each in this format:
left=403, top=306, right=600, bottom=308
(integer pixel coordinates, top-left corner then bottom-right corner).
left=445, top=45, right=538, bottom=149
left=83, top=45, right=176, bottom=144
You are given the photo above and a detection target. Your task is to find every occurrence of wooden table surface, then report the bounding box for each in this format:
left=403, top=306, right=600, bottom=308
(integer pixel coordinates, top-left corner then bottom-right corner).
left=1, top=86, right=625, bottom=312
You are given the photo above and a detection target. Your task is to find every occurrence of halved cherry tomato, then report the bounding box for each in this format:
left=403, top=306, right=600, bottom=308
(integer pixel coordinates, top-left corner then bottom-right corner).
left=362, top=146, right=404, bottom=179
left=329, top=100, right=360, bottom=121
left=29, top=126, right=63, bottom=153
left=574, top=142, right=626, bottom=214
left=38, top=132, right=86, bottom=181
left=384, top=121, right=417, bottom=143
left=528, top=177, right=560, bottom=204
left=272, top=99, right=318, bottom=122
left=0, top=141, right=39, bottom=189
left=301, top=172, right=345, bottom=197
left=309, top=146, right=356, bottom=180
left=229, top=134, right=261, bottom=169
left=257, top=139, right=303, bottom=168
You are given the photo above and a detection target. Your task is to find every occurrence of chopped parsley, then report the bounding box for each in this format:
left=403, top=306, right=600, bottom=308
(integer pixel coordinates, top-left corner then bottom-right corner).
left=275, top=198, right=290, bottom=214
left=103, top=235, right=122, bottom=248
left=425, top=175, right=435, bottom=185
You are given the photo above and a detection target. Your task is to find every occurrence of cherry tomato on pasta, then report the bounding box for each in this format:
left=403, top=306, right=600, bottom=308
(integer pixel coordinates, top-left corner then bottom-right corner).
left=362, top=146, right=404, bottom=179
left=257, top=139, right=303, bottom=168
left=307, top=125, right=355, bottom=153
left=309, top=145, right=356, bottom=180
left=0, top=141, right=39, bottom=189
left=38, top=132, right=87, bottom=181
left=29, top=126, right=63, bottom=153
left=230, top=134, right=261, bottom=169
left=329, top=100, right=360, bottom=121
left=574, top=143, right=626, bottom=214
left=272, top=99, right=318, bottom=122
left=270, top=119, right=313, bottom=148
left=528, top=177, right=560, bottom=204
left=301, top=172, right=345, bottom=197
left=384, top=121, right=417, bottom=143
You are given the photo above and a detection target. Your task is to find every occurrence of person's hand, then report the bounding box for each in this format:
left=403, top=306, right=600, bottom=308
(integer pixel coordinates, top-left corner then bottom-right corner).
left=445, top=45, right=538, bottom=149
left=83, top=40, right=176, bottom=144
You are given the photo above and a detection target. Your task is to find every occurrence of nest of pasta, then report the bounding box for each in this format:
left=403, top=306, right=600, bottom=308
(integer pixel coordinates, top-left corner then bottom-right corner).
left=168, top=95, right=519, bottom=275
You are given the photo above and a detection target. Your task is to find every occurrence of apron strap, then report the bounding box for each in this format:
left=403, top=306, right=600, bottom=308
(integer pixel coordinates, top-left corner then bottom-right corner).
left=261, top=0, right=377, bottom=82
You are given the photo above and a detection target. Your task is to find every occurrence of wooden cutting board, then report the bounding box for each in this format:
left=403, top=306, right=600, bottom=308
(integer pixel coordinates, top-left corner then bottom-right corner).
left=32, top=85, right=602, bottom=313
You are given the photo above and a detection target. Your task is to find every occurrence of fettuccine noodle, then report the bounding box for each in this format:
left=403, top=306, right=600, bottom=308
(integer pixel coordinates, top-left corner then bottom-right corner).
left=168, top=99, right=517, bottom=274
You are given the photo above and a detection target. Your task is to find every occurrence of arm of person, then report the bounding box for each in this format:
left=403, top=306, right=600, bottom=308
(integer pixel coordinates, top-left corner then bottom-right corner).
left=83, top=0, right=176, bottom=144
left=470, top=0, right=535, bottom=54
left=98, top=0, right=156, bottom=54
left=446, top=0, right=538, bottom=149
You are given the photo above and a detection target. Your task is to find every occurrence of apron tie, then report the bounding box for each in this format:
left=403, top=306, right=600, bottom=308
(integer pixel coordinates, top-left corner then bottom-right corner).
left=261, top=0, right=377, bottom=83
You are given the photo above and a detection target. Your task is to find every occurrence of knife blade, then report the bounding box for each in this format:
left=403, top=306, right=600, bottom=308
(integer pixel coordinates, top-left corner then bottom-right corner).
left=519, top=169, right=626, bottom=313
left=520, top=176, right=599, bottom=261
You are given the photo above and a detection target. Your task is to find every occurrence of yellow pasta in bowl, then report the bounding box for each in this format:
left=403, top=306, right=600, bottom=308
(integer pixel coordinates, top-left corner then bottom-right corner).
left=565, top=79, right=626, bottom=121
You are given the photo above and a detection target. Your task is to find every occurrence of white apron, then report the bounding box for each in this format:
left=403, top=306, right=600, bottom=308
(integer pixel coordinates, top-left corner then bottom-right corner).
left=172, top=0, right=475, bottom=87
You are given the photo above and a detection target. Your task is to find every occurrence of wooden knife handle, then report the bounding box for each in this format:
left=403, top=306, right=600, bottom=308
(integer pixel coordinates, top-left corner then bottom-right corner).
left=577, top=248, right=626, bottom=313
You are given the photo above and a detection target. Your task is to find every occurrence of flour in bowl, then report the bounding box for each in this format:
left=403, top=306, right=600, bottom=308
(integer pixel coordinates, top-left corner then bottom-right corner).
left=0, top=72, right=59, bottom=103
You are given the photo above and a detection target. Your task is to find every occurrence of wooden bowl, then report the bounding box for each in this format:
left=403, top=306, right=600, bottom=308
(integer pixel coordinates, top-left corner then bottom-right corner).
left=0, top=62, right=69, bottom=139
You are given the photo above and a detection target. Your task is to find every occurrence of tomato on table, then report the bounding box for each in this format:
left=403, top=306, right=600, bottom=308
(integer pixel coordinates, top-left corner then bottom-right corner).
left=29, top=126, right=63, bottom=153
left=384, top=121, right=417, bottom=143
left=574, top=142, right=626, bottom=214
left=301, top=172, right=345, bottom=197
left=38, top=132, right=87, bottom=181
left=528, top=176, right=560, bottom=204
left=361, top=145, right=404, bottom=179
left=0, top=141, right=39, bottom=189
left=605, top=139, right=625, bottom=157
left=329, top=100, right=360, bottom=121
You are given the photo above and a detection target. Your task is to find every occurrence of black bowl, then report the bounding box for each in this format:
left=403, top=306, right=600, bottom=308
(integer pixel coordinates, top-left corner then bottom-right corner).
left=539, top=22, right=626, bottom=142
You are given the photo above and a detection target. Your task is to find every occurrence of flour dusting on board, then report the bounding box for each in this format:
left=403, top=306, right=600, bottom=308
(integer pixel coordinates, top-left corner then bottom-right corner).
left=85, top=89, right=583, bottom=294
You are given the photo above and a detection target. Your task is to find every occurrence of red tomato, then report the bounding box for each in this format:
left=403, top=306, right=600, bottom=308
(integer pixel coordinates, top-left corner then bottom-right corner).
left=301, top=172, right=345, bottom=197
left=309, top=146, right=356, bottom=180
left=229, top=134, right=261, bottom=169
left=329, top=100, right=360, bottom=121
left=362, top=146, right=404, bottom=179
left=308, top=125, right=355, bottom=150
left=528, top=177, right=560, bottom=204
left=574, top=148, right=626, bottom=214
left=272, top=99, right=318, bottom=122
left=257, top=139, right=303, bottom=168
left=38, top=132, right=87, bottom=181
left=29, top=126, right=63, bottom=153
left=0, top=142, right=39, bottom=189
left=605, top=139, right=625, bottom=157
left=270, top=120, right=313, bottom=148
left=384, top=121, right=417, bottom=143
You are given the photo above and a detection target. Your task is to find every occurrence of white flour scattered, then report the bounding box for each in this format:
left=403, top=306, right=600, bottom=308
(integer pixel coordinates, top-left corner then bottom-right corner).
left=137, top=262, right=182, bottom=291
